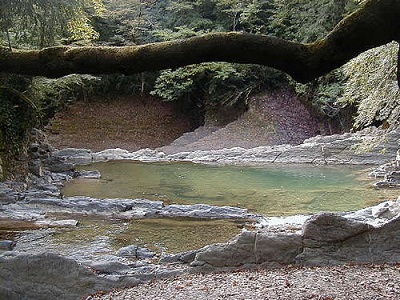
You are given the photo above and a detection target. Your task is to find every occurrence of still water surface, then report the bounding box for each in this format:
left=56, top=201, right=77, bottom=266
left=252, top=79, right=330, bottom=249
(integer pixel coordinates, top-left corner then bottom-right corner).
left=63, top=161, right=394, bottom=216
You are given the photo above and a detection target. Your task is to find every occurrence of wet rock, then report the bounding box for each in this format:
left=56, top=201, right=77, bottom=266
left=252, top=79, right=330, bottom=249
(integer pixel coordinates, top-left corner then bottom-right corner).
left=77, top=170, right=101, bottom=179
left=0, top=240, right=16, bottom=250
left=26, top=196, right=164, bottom=215
left=160, top=203, right=251, bottom=219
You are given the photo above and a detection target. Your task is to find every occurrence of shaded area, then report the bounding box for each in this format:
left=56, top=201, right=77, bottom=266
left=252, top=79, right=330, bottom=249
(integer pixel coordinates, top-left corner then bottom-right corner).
left=45, top=96, right=193, bottom=152
left=46, top=89, right=322, bottom=153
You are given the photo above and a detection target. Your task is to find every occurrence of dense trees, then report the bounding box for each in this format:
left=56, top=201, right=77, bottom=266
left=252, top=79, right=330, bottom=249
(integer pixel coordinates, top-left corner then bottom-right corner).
left=0, top=0, right=104, bottom=48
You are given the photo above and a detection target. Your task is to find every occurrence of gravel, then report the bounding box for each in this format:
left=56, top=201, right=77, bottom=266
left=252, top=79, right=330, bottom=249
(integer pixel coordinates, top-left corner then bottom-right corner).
left=87, top=264, right=400, bottom=300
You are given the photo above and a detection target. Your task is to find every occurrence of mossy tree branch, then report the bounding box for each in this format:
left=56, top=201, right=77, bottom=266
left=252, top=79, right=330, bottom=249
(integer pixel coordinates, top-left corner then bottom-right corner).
left=1, top=0, right=399, bottom=83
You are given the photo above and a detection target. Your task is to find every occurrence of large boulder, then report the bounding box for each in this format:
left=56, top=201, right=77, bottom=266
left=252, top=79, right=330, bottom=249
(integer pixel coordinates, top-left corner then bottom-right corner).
left=192, top=230, right=302, bottom=267
left=297, top=213, right=400, bottom=265
left=189, top=201, right=400, bottom=268
left=0, top=253, right=139, bottom=300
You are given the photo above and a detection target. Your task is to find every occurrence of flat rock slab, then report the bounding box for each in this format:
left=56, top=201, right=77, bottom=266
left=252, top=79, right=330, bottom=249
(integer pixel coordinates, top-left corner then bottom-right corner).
left=50, top=128, right=399, bottom=166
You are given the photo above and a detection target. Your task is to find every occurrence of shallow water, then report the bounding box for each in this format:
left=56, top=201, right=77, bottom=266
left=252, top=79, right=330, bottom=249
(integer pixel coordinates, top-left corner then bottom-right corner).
left=47, top=215, right=243, bottom=255
left=63, top=161, right=395, bottom=216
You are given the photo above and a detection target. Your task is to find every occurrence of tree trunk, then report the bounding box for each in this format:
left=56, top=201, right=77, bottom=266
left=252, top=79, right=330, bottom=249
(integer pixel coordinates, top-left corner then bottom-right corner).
left=0, top=0, right=399, bottom=83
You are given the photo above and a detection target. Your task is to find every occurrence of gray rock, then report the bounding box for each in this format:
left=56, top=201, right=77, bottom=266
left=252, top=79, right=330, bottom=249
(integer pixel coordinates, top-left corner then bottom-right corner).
left=0, top=240, right=16, bottom=250
left=190, top=200, right=400, bottom=268
left=301, top=213, right=371, bottom=244
left=49, top=128, right=399, bottom=166
left=93, top=148, right=165, bottom=162
left=52, top=148, right=93, bottom=165
left=116, top=245, right=139, bottom=258
left=296, top=215, right=400, bottom=266
left=26, top=196, right=164, bottom=215
left=136, top=247, right=155, bottom=259
left=35, top=219, right=79, bottom=227
left=116, top=245, right=155, bottom=259
left=160, top=249, right=200, bottom=264
left=0, top=253, right=139, bottom=300
left=43, top=157, right=75, bottom=173
left=192, top=230, right=303, bottom=268
left=77, top=170, right=101, bottom=179
left=160, top=203, right=251, bottom=219
left=255, top=232, right=302, bottom=265
left=194, top=231, right=257, bottom=267
left=0, top=183, right=19, bottom=203
left=90, top=261, right=133, bottom=274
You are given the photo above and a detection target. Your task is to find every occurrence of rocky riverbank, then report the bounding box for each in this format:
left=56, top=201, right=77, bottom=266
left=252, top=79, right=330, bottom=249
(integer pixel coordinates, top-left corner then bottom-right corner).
left=1, top=127, right=400, bottom=300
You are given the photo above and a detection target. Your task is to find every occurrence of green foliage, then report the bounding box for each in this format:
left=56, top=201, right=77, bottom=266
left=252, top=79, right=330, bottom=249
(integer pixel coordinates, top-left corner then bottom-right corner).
left=0, top=75, right=37, bottom=156
left=294, top=70, right=346, bottom=118
left=95, top=73, right=158, bottom=95
left=151, top=63, right=243, bottom=103
left=96, top=0, right=161, bottom=45
left=28, top=75, right=100, bottom=122
left=151, top=62, right=288, bottom=108
left=268, top=0, right=361, bottom=130
left=1, top=0, right=104, bottom=48
left=337, top=42, right=400, bottom=129
left=267, top=0, right=358, bottom=42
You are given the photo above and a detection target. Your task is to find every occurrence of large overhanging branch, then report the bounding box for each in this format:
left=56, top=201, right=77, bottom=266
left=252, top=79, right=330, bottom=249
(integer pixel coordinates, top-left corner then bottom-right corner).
left=1, top=0, right=400, bottom=83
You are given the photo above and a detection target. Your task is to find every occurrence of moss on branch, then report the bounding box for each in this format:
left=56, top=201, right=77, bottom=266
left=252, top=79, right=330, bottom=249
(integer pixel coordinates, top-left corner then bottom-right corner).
left=1, top=0, right=400, bottom=83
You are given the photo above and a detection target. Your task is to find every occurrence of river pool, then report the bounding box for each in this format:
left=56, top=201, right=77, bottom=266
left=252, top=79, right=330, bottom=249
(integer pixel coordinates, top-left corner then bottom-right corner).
left=63, top=161, right=394, bottom=216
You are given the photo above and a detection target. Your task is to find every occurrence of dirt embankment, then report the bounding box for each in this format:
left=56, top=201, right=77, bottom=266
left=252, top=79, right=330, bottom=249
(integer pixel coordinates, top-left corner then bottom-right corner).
left=45, top=90, right=322, bottom=152
left=45, top=96, right=194, bottom=151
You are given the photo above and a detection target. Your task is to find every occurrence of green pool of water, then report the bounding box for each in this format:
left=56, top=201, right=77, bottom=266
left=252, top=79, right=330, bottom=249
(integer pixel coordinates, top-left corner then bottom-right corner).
left=50, top=215, right=243, bottom=254
left=63, top=161, right=395, bottom=216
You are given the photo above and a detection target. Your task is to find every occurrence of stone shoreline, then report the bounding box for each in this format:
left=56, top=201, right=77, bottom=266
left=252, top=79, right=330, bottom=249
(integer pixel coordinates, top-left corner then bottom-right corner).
left=48, top=127, right=399, bottom=167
